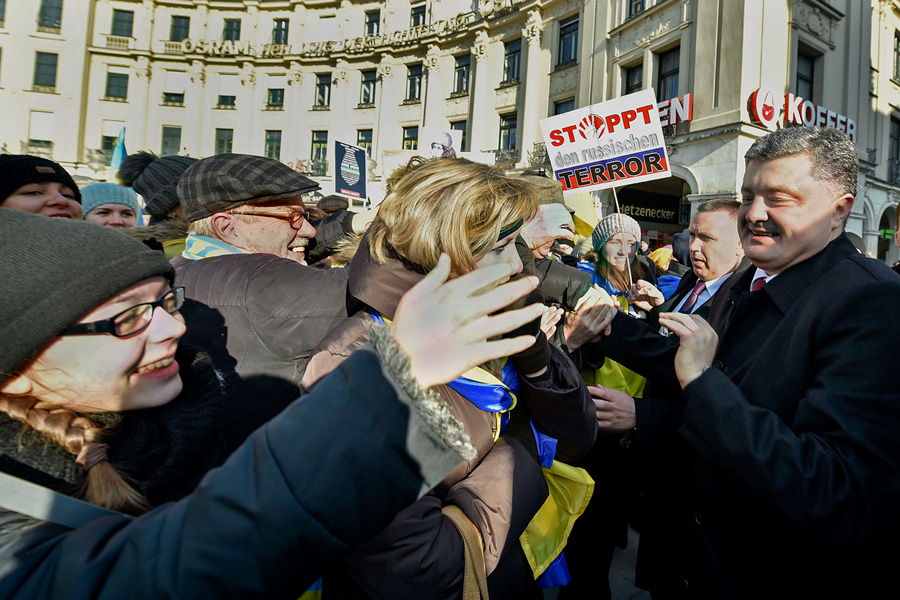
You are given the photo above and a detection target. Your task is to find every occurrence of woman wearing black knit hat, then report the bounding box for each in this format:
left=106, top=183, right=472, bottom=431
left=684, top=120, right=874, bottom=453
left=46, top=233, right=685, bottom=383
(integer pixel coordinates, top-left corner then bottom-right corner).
left=117, top=150, right=197, bottom=257
left=0, top=207, right=544, bottom=598
left=0, top=154, right=82, bottom=219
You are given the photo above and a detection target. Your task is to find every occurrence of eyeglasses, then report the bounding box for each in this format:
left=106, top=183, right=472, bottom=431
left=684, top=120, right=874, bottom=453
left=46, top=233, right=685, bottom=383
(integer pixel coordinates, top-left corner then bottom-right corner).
left=61, top=287, right=185, bottom=338
left=231, top=207, right=310, bottom=230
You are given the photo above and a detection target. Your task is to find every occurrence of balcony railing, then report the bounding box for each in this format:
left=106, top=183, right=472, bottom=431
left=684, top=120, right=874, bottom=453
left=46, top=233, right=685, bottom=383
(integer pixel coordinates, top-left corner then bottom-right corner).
left=294, top=159, right=329, bottom=177
left=162, top=41, right=183, bottom=54
left=310, top=159, right=328, bottom=176
left=889, top=159, right=900, bottom=184
left=494, top=148, right=520, bottom=165
left=105, top=35, right=132, bottom=50
left=21, top=140, right=54, bottom=159
left=528, top=142, right=550, bottom=168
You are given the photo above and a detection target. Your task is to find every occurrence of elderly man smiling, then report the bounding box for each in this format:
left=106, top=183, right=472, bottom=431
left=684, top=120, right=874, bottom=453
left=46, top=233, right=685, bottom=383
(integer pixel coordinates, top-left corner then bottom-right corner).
left=171, top=154, right=362, bottom=448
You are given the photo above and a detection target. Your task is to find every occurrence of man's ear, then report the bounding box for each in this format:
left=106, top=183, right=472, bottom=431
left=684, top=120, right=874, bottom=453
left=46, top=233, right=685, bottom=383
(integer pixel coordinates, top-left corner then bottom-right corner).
left=832, top=194, right=854, bottom=229
left=1, top=372, right=35, bottom=396
left=210, top=212, right=240, bottom=244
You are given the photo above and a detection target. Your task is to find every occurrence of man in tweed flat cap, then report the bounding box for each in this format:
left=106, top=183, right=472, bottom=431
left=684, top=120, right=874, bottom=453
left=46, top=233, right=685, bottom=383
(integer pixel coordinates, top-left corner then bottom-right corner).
left=170, top=154, right=364, bottom=448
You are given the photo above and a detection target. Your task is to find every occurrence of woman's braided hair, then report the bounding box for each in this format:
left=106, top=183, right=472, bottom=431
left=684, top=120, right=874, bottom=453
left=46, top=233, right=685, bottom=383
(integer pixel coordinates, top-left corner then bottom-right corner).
left=0, top=395, right=151, bottom=515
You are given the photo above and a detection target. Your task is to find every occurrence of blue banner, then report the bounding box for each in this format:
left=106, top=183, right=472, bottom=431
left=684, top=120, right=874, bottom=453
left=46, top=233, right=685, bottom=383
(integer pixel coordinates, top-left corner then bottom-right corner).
left=334, top=141, right=367, bottom=200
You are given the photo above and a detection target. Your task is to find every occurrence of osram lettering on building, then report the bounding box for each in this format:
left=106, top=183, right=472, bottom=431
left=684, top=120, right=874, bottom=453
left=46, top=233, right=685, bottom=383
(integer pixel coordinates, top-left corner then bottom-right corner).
left=540, top=89, right=671, bottom=194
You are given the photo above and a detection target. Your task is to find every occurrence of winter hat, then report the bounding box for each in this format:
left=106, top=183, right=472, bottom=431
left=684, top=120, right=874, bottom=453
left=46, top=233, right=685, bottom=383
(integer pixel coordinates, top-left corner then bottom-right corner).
left=117, top=151, right=197, bottom=219
left=591, top=213, right=642, bottom=254
left=576, top=238, right=593, bottom=257
left=81, top=183, right=142, bottom=220
left=177, top=154, right=320, bottom=222
left=318, top=194, right=349, bottom=214
left=0, top=208, right=173, bottom=380
left=0, top=154, right=81, bottom=204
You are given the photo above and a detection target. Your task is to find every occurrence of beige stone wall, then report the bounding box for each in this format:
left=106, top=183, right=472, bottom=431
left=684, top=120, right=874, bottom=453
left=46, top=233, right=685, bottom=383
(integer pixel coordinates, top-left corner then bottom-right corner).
left=1, top=0, right=898, bottom=262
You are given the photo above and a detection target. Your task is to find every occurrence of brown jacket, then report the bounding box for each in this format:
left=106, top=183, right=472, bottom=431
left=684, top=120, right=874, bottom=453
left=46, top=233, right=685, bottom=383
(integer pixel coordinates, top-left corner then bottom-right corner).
left=303, top=238, right=597, bottom=599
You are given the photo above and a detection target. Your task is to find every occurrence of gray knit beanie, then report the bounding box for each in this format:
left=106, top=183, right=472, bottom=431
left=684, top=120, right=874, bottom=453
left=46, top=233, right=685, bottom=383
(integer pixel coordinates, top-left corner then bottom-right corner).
left=81, top=183, right=143, bottom=220
left=117, top=152, right=197, bottom=219
left=0, top=208, right=174, bottom=380
left=591, top=213, right=642, bottom=254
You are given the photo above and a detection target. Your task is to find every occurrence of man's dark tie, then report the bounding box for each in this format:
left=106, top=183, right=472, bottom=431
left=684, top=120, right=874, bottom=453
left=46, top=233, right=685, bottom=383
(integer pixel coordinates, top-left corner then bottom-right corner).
left=752, top=278, right=767, bottom=292
left=679, top=280, right=707, bottom=314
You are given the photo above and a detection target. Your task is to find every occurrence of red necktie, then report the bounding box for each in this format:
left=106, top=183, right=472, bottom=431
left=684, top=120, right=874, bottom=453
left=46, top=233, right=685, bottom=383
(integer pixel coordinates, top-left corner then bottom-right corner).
left=752, top=278, right=766, bottom=292
left=679, top=280, right=707, bottom=314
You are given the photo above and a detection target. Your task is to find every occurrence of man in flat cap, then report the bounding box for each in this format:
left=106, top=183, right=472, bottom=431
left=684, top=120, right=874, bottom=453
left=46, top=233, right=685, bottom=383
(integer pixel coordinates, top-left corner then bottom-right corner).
left=171, top=154, right=365, bottom=448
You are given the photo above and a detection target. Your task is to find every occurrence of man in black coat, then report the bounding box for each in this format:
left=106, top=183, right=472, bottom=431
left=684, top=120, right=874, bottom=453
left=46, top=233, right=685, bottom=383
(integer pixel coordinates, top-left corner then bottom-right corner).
left=565, top=198, right=745, bottom=599
left=648, top=198, right=745, bottom=329
left=656, top=126, right=900, bottom=598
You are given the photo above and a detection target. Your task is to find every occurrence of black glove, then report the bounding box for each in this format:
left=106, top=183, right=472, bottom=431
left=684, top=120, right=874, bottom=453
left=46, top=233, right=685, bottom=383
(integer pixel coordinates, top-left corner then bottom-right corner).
left=502, top=289, right=552, bottom=375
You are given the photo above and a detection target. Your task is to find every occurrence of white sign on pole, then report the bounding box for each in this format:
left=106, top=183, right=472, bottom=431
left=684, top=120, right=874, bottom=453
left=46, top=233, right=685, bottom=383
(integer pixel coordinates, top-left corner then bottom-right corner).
left=539, top=89, right=671, bottom=196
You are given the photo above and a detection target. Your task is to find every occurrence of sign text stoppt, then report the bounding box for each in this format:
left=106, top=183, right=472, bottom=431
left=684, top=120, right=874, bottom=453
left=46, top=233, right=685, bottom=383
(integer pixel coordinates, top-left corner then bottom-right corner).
left=540, top=89, right=671, bottom=195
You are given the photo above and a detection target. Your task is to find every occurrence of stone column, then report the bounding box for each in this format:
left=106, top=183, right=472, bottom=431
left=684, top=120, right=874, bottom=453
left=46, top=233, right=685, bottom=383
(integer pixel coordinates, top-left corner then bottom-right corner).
left=374, top=61, right=396, bottom=154
left=238, top=63, right=258, bottom=154
left=186, top=61, right=206, bottom=156
left=468, top=30, right=491, bottom=154
left=519, top=10, right=543, bottom=168
left=331, top=60, right=352, bottom=152
left=422, top=44, right=443, bottom=132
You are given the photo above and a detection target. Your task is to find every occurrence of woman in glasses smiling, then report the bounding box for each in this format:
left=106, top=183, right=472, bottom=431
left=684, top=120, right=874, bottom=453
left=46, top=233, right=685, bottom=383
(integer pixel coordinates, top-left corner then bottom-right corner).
left=0, top=208, right=545, bottom=597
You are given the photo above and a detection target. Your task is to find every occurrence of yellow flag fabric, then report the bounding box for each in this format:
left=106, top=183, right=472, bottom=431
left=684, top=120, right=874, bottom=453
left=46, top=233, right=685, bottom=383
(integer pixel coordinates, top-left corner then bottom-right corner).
left=573, top=215, right=595, bottom=239
left=580, top=358, right=647, bottom=399
left=297, top=578, right=322, bottom=600
left=578, top=296, right=647, bottom=398
left=519, top=461, right=595, bottom=578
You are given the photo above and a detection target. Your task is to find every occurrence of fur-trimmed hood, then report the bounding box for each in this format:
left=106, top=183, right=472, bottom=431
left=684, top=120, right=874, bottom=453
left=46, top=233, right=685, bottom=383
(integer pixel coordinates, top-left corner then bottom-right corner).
left=126, top=218, right=189, bottom=243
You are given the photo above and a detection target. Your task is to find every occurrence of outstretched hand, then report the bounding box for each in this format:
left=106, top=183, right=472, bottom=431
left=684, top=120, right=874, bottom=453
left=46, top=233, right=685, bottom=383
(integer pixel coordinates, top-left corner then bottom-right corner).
left=540, top=305, right=564, bottom=339
left=565, top=285, right=618, bottom=351
left=628, top=279, right=664, bottom=312
left=590, top=385, right=636, bottom=433
left=392, top=255, right=544, bottom=388
left=520, top=204, right=575, bottom=250
left=657, top=312, right=718, bottom=389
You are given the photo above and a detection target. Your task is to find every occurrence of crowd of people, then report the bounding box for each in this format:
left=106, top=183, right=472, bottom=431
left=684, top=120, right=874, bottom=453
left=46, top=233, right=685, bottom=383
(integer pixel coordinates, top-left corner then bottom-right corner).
left=1, top=125, right=899, bottom=600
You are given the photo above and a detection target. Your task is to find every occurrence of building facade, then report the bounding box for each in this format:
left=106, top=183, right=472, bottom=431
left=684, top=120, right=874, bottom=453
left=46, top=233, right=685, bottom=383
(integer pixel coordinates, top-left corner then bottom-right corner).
left=0, top=0, right=898, bottom=263
left=583, top=0, right=900, bottom=264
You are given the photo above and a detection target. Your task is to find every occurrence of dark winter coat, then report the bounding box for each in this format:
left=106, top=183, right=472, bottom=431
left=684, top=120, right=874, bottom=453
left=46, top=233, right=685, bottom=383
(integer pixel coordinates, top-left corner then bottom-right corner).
left=0, top=340, right=470, bottom=599
left=172, top=252, right=358, bottom=448
left=302, top=238, right=597, bottom=599
left=681, top=234, right=900, bottom=599
left=586, top=234, right=900, bottom=598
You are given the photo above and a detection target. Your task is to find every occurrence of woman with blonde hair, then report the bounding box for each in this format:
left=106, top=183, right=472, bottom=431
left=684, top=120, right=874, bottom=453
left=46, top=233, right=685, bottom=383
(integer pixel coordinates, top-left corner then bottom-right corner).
left=304, top=158, right=597, bottom=599
left=0, top=207, right=545, bottom=597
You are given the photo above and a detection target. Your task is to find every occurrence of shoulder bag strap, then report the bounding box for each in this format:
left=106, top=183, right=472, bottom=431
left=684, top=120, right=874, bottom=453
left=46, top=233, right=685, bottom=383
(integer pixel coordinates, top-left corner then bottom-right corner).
left=442, top=504, right=490, bottom=600
left=0, top=470, right=128, bottom=529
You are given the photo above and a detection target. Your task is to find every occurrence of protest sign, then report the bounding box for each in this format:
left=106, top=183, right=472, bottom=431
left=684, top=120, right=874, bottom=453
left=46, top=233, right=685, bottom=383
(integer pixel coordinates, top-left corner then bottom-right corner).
left=420, top=128, right=463, bottom=159
left=539, top=89, right=670, bottom=195
left=333, top=141, right=368, bottom=199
